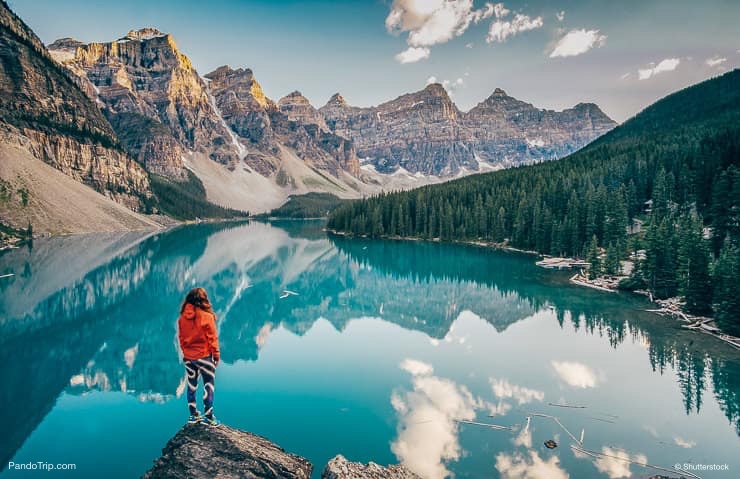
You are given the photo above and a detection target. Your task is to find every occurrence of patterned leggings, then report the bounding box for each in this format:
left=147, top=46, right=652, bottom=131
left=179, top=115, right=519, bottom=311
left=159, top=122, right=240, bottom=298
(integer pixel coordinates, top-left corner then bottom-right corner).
left=185, top=356, right=216, bottom=418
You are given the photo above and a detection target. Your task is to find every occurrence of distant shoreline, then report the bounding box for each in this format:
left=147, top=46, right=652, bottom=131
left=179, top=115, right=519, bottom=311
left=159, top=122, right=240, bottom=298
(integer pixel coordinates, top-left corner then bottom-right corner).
left=324, top=229, right=740, bottom=351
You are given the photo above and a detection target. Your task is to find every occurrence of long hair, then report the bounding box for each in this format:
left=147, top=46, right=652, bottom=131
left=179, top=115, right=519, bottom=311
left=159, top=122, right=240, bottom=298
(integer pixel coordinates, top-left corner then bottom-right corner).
left=181, top=287, right=215, bottom=315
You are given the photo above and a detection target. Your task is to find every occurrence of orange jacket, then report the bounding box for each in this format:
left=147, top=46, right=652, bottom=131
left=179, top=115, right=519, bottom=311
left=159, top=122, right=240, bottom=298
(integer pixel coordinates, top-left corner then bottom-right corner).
left=178, top=304, right=220, bottom=361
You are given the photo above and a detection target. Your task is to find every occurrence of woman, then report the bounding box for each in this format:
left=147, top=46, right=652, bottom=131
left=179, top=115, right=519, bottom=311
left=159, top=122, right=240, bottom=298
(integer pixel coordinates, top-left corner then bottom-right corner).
left=177, top=287, right=221, bottom=426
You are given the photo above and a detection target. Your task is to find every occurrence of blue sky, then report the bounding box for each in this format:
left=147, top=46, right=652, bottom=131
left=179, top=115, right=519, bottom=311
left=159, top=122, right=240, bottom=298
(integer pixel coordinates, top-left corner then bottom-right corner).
left=9, top=0, right=740, bottom=121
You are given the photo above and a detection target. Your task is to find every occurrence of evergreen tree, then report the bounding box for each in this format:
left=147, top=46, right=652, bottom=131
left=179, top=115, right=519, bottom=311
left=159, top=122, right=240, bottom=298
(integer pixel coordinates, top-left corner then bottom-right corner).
left=586, top=235, right=602, bottom=280
left=713, top=239, right=740, bottom=334
left=677, top=210, right=713, bottom=314
left=604, top=243, right=622, bottom=276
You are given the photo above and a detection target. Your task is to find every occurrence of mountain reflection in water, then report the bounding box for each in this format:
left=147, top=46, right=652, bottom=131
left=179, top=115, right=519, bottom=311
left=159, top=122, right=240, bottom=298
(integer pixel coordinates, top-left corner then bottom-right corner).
left=1, top=220, right=738, bottom=478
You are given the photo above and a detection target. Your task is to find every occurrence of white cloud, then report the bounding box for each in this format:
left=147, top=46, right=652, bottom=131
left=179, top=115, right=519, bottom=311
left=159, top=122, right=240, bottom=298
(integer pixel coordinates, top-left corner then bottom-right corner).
left=400, top=358, right=434, bottom=376
left=395, top=46, right=431, bottom=64
left=619, top=72, right=631, bottom=80
left=492, top=3, right=510, bottom=19
left=549, top=29, right=607, bottom=57
left=495, top=451, right=569, bottom=479
left=465, top=42, right=474, bottom=48
left=593, top=447, right=648, bottom=479
left=706, top=55, right=727, bottom=67
left=426, top=76, right=465, bottom=96
left=392, top=360, right=481, bottom=479
left=556, top=11, right=565, bottom=22
left=487, top=13, right=544, bottom=43
left=512, top=416, right=532, bottom=447
left=551, top=360, right=600, bottom=388
left=487, top=400, right=513, bottom=417
left=387, top=0, right=497, bottom=63
left=491, top=378, right=545, bottom=404
left=674, top=436, right=696, bottom=448
left=387, top=2, right=542, bottom=61
left=638, top=58, right=680, bottom=80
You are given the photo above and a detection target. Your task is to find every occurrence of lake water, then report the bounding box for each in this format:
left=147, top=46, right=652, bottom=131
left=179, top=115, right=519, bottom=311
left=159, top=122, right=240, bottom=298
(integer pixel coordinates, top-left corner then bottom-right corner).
left=1, top=221, right=738, bottom=479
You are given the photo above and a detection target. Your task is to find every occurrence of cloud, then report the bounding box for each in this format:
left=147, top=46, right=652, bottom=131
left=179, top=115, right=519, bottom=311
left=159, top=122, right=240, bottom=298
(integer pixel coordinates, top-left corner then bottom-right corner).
left=556, top=11, right=565, bottom=22
left=487, top=400, right=513, bottom=417
left=491, top=378, right=545, bottom=404
left=674, top=436, right=696, bottom=448
left=706, top=55, right=727, bottom=67
left=400, top=358, right=434, bottom=376
left=551, top=360, right=600, bottom=388
left=465, top=42, right=474, bottom=48
left=387, top=0, right=496, bottom=63
left=395, top=46, right=431, bottom=64
left=638, top=58, right=680, bottom=80
left=619, top=72, right=631, bottom=80
left=391, top=359, right=481, bottom=479
left=593, top=447, right=648, bottom=478
left=492, top=3, right=510, bottom=19
left=549, top=29, right=607, bottom=57
left=495, top=451, right=569, bottom=479
left=487, top=12, right=544, bottom=43
left=512, top=416, right=532, bottom=447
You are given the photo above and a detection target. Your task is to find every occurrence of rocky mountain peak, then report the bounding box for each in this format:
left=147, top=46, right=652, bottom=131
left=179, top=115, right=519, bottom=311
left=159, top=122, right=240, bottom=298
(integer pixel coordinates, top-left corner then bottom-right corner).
left=123, top=27, right=167, bottom=41
left=278, top=91, right=326, bottom=128
left=326, top=93, right=348, bottom=107
left=206, top=64, right=272, bottom=112
left=571, top=102, right=610, bottom=117
left=47, top=37, right=83, bottom=51
left=279, top=91, right=311, bottom=106
left=423, top=82, right=449, bottom=97
left=491, top=87, right=508, bottom=97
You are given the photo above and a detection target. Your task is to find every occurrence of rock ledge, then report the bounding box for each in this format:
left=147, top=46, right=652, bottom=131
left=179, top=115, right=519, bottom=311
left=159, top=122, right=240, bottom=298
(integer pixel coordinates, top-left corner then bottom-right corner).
left=142, top=423, right=312, bottom=479
left=322, top=454, right=422, bottom=479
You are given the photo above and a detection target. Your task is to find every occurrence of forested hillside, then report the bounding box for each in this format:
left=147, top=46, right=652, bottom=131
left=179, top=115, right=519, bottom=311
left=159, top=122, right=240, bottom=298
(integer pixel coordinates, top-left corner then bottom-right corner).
left=327, top=69, right=740, bottom=333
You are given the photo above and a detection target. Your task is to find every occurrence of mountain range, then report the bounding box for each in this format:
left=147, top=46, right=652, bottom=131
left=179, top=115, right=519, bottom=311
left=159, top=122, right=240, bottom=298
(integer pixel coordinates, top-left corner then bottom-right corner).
left=0, top=0, right=615, bottom=235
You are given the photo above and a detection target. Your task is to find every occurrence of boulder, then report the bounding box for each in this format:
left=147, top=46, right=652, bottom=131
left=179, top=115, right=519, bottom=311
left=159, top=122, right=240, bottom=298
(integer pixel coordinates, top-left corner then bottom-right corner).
left=142, top=423, right=312, bottom=479
left=321, top=454, right=421, bottom=479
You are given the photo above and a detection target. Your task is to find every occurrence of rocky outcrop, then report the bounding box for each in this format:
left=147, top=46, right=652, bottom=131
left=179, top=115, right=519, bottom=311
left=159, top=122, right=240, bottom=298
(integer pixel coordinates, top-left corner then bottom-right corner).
left=142, top=423, right=423, bottom=479
left=278, top=91, right=328, bottom=130
left=0, top=0, right=153, bottom=211
left=48, top=28, right=240, bottom=175
left=322, top=455, right=421, bottom=479
left=205, top=66, right=276, bottom=149
left=142, top=423, right=312, bottom=479
left=319, top=84, right=616, bottom=175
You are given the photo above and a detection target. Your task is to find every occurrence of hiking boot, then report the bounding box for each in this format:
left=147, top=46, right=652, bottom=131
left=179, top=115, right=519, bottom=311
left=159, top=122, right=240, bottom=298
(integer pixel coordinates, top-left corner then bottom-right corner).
left=202, top=415, right=220, bottom=427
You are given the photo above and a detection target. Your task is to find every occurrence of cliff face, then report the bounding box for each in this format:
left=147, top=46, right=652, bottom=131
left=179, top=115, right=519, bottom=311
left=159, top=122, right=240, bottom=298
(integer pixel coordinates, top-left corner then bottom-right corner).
left=48, top=29, right=241, bottom=177
left=462, top=88, right=617, bottom=166
left=321, top=84, right=473, bottom=175
left=204, top=66, right=360, bottom=177
left=320, top=85, right=617, bottom=175
left=0, top=0, right=152, bottom=212
left=271, top=91, right=361, bottom=177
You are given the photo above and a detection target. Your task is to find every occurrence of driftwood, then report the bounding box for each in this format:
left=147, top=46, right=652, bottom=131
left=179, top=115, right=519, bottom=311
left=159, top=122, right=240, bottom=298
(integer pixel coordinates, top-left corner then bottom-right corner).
left=456, top=419, right=513, bottom=431
left=571, top=444, right=702, bottom=479
left=569, top=273, right=618, bottom=293
left=548, top=402, right=587, bottom=409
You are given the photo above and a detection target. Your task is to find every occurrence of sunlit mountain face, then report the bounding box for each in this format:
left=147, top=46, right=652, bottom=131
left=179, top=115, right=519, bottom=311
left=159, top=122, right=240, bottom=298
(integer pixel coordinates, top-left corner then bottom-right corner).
left=1, top=221, right=738, bottom=478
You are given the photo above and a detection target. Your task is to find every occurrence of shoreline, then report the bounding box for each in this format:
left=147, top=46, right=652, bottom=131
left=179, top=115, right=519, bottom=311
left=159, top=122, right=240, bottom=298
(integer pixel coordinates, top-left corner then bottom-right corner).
left=325, top=229, right=740, bottom=350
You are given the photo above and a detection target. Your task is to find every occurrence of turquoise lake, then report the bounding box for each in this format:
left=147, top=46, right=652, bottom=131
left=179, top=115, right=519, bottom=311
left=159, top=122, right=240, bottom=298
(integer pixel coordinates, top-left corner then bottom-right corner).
left=1, top=220, right=738, bottom=478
